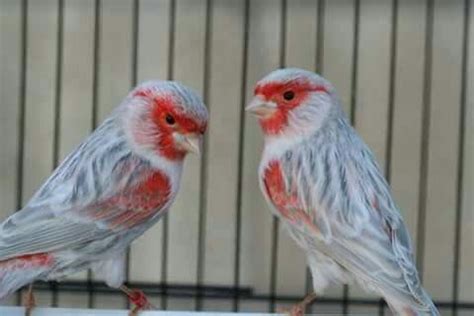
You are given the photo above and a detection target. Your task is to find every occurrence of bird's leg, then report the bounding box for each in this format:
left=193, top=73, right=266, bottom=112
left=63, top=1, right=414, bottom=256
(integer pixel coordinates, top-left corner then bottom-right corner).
left=277, top=292, right=317, bottom=316
left=120, top=285, right=155, bottom=316
left=23, top=284, right=35, bottom=316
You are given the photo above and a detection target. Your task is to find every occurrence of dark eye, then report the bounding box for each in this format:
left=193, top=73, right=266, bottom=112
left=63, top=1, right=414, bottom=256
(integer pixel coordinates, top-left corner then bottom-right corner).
left=165, top=114, right=175, bottom=125
left=283, top=90, right=295, bottom=101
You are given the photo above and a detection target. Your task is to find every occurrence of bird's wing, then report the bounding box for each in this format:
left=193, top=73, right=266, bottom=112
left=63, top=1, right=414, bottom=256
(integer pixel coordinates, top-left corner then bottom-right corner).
left=272, top=134, right=433, bottom=312
left=0, top=118, right=172, bottom=261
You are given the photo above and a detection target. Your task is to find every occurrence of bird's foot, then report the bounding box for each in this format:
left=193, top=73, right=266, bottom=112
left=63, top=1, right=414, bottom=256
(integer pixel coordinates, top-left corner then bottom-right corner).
left=129, top=305, right=144, bottom=316
left=277, top=305, right=304, bottom=316
left=277, top=292, right=317, bottom=316
left=23, top=284, right=35, bottom=316
left=120, top=285, right=155, bottom=316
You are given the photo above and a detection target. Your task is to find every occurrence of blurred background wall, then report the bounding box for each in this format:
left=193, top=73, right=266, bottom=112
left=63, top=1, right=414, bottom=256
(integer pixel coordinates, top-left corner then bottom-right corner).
left=0, top=0, right=472, bottom=315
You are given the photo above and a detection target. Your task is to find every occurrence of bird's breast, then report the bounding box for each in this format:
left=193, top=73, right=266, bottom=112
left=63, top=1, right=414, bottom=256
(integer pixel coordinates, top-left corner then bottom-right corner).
left=262, top=159, right=319, bottom=234
left=128, top=170, right=172, bottom=209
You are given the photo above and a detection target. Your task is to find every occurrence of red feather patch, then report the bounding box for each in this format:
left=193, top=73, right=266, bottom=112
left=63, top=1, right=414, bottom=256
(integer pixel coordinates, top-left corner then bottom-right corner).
left=0, top=253, right=54, bottom=270
left=91, top=169, right=171, bottom=229
left=263, top=160, right=320, bottom=234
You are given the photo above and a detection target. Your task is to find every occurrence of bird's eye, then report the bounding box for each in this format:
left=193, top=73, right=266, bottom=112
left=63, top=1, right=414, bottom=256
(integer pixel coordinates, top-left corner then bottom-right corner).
left=283, top=90, right=295, bottom=101
left=165, top=114, right=175, bottom=125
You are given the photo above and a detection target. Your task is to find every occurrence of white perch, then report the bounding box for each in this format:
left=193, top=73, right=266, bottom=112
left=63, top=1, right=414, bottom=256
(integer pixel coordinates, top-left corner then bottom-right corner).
left=0, top=307, right=281, bottom=316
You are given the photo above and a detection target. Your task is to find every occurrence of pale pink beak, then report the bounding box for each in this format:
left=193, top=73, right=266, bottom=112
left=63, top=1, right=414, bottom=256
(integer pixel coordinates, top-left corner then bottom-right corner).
left=174, top=133, right=202, bottom=155
left=245, top=96, right=277, bottom=118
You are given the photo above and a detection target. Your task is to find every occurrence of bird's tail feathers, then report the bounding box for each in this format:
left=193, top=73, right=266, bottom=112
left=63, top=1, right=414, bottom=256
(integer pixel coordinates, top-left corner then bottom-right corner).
left=384, top=287, right=439, bottom=316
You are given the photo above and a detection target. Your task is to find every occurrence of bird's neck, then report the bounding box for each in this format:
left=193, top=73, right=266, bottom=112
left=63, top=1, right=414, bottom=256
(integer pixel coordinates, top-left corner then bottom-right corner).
left=261, top=115, right=350, bottom=169
left=148, top=154, right=184, bottom=197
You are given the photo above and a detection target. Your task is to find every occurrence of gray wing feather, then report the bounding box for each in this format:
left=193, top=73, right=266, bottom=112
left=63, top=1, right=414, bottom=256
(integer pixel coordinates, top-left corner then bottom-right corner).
left=0, top=218, right=108, bottom=260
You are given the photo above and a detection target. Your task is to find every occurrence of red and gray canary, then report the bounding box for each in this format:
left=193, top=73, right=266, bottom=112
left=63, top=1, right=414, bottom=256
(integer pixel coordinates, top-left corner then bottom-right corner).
left=0, top=81, right=208, bottom=313
left=248, top=68, right=438, bottom=316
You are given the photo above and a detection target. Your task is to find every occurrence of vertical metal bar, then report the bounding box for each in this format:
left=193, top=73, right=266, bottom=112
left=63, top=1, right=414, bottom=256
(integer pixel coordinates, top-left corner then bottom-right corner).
left=50, top=0, right=65, bottom=307
left=161, top=0, right=176, bottom=309
left=161, top=208, right=169, bottom=309
left=166, top=0, right=176, bottom=85
left=88, top=0, right=102, bottom=308
left=269, top=0, right=287, bottom=312
left=452, top=0, right=470, bottom=315
left=131, top=0, right=139, bottom=88
left=161, top=210, right=169, bottom=309
left=15, top=0, right=28, bottom=306
left=53, top=0, right=64, bottom=169
left=306, top=1, right=325, bottom=313
left=232, top=0, right=251, bottom=312
left=269, top=218, right=279, bottom=312
left=385, top=0, right=399, bottom=184
left=416, top=0, right=434, bottom=282
left=315, top=0, right=325, bottom=74
left=349, top=0, right=360, bottom=127
left=380, top=0, right=400, bottom=314
left=124, top=0, right=140, bottom=310
left=279, top=0, right=287, bottom=69
left=195, top=0, right=213, bottom=310
left=343, top=0, right=361, bottom=313
left=91, top=0, right=101, bottom=131
left=16, top=0, right=28, bottom=236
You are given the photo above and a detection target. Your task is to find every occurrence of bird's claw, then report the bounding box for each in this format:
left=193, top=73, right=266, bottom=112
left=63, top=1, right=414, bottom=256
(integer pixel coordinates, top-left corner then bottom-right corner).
left=121, top=286, right=156, bottom=316
left=277, top=292, right=317, bottom=316
left=277, top=305, right=304, bottom=316
left=128, top=289, right=151, bottom=309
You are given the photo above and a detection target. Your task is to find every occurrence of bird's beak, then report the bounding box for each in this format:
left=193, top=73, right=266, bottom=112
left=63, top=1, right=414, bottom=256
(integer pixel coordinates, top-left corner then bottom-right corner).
left=175, top=133, right=202, bottom=155
left=245, top=96, right=277, bottom=118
